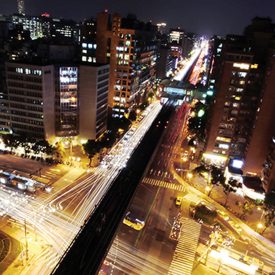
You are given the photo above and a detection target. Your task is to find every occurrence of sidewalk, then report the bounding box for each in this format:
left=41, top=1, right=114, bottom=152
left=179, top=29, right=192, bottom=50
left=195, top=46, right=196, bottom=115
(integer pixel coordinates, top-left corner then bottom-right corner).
left=188, top=174, right=275, bottom=243
left=2, top=167, right=85, bottom=275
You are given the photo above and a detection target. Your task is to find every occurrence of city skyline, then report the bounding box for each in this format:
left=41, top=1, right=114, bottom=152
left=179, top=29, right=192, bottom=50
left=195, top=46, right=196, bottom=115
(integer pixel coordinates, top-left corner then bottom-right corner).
left=0, top=0, right=275, bottom=35
left=0, top=2, right=275, bottom=274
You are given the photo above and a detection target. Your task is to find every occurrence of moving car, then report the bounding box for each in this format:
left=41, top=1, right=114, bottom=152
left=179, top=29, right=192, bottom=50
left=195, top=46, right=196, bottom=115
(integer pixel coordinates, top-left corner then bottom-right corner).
left=123, top=211, right=145, bottom=231
left=175, top=196, right=183, bottom=207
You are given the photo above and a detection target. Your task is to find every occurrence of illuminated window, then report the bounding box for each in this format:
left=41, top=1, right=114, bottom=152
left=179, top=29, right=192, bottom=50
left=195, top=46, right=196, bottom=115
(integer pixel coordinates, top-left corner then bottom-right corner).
left=233, top=63, right=250, bottom=70
left=238, top=72, right=247, bottom=77
left=250, top=64, right=258, bottom=69
left=218, top=143, right=229, bottom=150
left=82, top=43, right=87, bottom=48
left=216, top=136, right=231, bottom=143
left=239, top=80, right=245, bottom=85
left=82, top=56, right=87, bottom=61
left=82, top=49, right=87, bottom=54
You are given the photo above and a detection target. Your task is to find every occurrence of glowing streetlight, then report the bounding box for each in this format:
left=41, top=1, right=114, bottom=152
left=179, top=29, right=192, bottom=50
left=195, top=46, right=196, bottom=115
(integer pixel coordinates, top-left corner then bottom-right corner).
left=182, top=156, right=188, bottom=162
left=197, top=109, right=205, bottom=117
left=257, top=223, right=263, bottom=230
left=205, top=186, right=211, bottom=195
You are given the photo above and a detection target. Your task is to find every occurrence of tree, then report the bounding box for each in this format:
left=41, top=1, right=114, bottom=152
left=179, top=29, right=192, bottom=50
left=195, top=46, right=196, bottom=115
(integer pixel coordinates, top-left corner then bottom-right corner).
left=222, top=180, right=237, bottom=207
left=188, top=102, right=208, bottom=142
left=241, top=200, right=255, bottom=219
left=261, top=192, right=275, bottom=234
left=193, top=164, right=225, bottom=197
left=205, top=165, right=226, bottom=197
left=1, top=134, right=20, bottom=153
left=128, top=110, right=137, bottom=121
left=193, top=164, right=208, bottom=176
left=83, top=140, right=98, bottom=166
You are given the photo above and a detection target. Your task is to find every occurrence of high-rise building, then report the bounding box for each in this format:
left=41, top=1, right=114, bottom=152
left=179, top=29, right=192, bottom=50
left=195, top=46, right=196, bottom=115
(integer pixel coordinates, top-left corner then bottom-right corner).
left=79, top=18, right=97, bottom=64
left=17, top=0, right=25, bottom=15
left=1, top=62, right=109, bottom=141
left=204, top=18, right=275, bottom=193
left=205, top=36, right=259, bottom=164
left=96, top=11, right=157, bottom=117
left=156, top=46, right=177, bottom=79
left=3, top=62, right=55, bottom=138
left=78, top=64, right=109, bottom=140
left=261, top=135, right=275, bottom=192
left=244, top=51, right=275, bottom=191
left=169, top=28, right=184, bottom=44
left=10, top=14, right=79, bottom=41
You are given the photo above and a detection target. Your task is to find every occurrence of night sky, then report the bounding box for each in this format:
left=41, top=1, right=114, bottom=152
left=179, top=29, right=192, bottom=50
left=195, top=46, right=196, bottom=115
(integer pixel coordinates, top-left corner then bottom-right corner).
left=1, top=0, right=275, bottom=36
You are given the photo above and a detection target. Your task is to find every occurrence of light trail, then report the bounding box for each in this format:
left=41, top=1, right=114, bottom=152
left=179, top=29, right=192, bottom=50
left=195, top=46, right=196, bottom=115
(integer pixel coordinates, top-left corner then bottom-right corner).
left=173, top=48, right=201, bottom=81
left=0, top=101, right=163, bottom=274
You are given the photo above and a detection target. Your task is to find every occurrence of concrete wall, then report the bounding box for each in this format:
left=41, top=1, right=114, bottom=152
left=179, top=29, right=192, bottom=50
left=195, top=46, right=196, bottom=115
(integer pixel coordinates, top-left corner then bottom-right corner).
left=244, top=56, right=275, bottom=175
left=42, top=65, right=56, bottom=140
left=78, top=65, right=98, bottom=140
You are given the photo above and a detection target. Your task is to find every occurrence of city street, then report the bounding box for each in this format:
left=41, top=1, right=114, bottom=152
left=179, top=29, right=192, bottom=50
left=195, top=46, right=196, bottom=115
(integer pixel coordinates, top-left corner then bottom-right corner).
left=0, top=101, right=163, bottom=274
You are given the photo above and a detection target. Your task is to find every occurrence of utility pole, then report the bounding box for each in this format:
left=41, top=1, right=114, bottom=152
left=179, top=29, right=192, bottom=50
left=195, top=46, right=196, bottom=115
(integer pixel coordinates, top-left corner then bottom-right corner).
left=24, top=219, right=29, bottom=262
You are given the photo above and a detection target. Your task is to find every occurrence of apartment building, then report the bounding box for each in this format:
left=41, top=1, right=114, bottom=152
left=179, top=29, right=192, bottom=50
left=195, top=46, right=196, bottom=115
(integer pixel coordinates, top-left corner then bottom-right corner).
left=1, top=61, right=109, bottom=141
left=96, top=11, right=157, bottom=116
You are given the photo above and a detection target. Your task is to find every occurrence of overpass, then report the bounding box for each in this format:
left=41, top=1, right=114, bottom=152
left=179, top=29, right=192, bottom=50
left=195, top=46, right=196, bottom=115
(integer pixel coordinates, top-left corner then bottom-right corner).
left=52, top=101, right=175, bottom=275
left=160, top=47, right=202, bottom=101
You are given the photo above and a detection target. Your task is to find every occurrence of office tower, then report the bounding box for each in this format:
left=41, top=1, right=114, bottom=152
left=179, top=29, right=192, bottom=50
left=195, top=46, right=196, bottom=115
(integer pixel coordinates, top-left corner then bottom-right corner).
left=3, top=63, right=55, bottom=139
left=245, top=51, right=275, bottom=192
left=169, top=28, right=184, bottom=44
left=96, top=11, right=157, bottom=117
left=1, top=62, right=109, bottom=141
left=205, top=35, right=259, bottom=164
left=78, top=64, right=109, bottom=140
left=156, top=46, right=177, bottom=79
left=261, top=135, right=275, bottom=192
left=10, top=14, right=79, bottom=41
left=79, top=18, right=97, bottom=63
left=17, top=0, right=25, bottom=15
left=204, top=18, right=275, bottom=192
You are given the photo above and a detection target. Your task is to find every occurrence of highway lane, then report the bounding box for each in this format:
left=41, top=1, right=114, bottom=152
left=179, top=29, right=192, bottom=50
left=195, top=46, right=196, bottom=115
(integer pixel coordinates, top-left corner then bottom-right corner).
left=0, top=101, right=164, bottom=274
left=102, top=93, right=275, bottom=275
left=102, top=102, right=191, bottom=274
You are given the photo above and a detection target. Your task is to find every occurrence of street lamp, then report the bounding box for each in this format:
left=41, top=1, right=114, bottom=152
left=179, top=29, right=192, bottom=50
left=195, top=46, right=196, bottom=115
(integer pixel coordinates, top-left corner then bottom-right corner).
left=257, top=223, right=264, bottom=232
left=205, top=185, right=211, bottom=196
left=187, top=172, right=193, bottom=179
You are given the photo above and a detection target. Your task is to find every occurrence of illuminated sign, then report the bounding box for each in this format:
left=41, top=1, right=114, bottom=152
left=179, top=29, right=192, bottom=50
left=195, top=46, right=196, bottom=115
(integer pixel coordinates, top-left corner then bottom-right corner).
left=230, top=159, right=244, bottom=169
left=233, top=63, right=250, bottom=70
left=164, top=87, right=185, bottom=96
left=250, top=64, right=258, bottom=69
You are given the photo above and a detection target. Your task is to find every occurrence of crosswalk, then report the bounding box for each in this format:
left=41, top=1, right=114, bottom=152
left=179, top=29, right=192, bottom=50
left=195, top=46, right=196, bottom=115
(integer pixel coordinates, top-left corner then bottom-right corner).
left=168, top=217, right=201, bottom=275
left=143, top=177, right=185, bottom=192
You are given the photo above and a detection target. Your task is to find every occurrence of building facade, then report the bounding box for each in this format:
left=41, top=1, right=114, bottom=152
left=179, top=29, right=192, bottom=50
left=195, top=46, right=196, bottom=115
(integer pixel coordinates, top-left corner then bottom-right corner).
left=17, top=0, right=25, bottom=15
left=1, top=62, right=109, bottom=141
left=204, top=18, right=275, bottom=192
left=10, top=14, right=79, bottom=41
left=3, top=62, right=55, bottom=138
left=78, top=64, right=109, bottom=140
left=96, top=12, right=157, bottom=116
